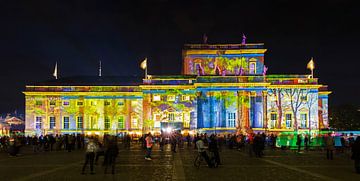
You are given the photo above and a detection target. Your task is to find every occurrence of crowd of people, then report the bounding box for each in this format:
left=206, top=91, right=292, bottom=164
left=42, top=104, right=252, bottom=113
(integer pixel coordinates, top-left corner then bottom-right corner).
left=1, top=130, right=360, bottom=174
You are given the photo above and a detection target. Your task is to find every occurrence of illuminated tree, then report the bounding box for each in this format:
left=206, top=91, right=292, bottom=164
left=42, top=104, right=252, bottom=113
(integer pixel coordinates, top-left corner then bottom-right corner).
left=284, top=89, right=309, bottom=130
left=268, top=88, right=284, bottom=129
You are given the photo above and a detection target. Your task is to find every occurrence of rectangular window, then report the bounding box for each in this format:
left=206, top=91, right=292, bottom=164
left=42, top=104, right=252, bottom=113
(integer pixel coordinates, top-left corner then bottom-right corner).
left=153, top=95, right=161, bottom=101
left=77, top=117, right=83, bottom=129
left=301, top=96, right=308, bottom=102
left=300, top=113, right=307, bottom=128
left=104, top=117, right=110, bottom=130
left=104, top=101, right=111, bottom=106
left=118, top=116, right=125, bottom=129
left=63, top=117, right=69, bottom=129
left=49, top=117, right=55, bottom=129
left=270, top=113, right=277, bottom=128
left=35, top=100, right=42, bottom=106
left=167, top=95, right=175, bottom=102
left=63, top=101, right=70, bottom=106
left=184, top=121, right=190, bottom=128
left=168, top=113, right=175, bottom=121
left=77, top=101, right=83, bottom=106
left=285, top=113, right=292, bottom=128
left=49, top=100, right=56, bottom=106
left=249, top=62, right=256, bottom=74
left=35, top=117, right=42, bottom=129
left=118, top=101, right=124, bottom=106
left=227, top=112, right=236, bottom=127
left=181, top=95, right=190, bottom=101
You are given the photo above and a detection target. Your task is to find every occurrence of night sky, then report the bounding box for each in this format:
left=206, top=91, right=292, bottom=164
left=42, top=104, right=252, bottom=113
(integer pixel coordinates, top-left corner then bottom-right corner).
left=1, top=0, right=359, bottom=113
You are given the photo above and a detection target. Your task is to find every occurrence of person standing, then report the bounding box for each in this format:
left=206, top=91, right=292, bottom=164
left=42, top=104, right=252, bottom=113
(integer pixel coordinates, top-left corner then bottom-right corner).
left=326, top=133, right=335, bottom=160
left=351, top=136, right=360, bottom=174
left=104, top=136, right=119, bottom=174
left=171, top=132, right=177, bottom=153
left=82, top=137, right=97, bottom=174
left=145, top=133, right=153, bottom=160
left=304, top=134, right=309, bottom=152
left=196, top=135, right=212, bottom=167
left=209, top=135, right=221, bottom=165
left=296, top=134, right=302, bottom=153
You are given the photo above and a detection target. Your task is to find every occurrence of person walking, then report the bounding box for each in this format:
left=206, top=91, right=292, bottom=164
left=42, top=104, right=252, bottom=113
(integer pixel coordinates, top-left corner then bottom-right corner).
left=326, top=133, right=335, bottom=160
left=145, top=133, right=153, bottom=160
left=296, top=134, right=302, bottom=153
left=209, top=135, right=221, bottom=165
left=81, top=137, right=97, bottom=174
left=196, top=135, right=213, bottom=168
left=104, top=136, right=119, bottom=174
left=304, top=134, right=309, bottom=151
left=351, top=136, right=360, bottom=173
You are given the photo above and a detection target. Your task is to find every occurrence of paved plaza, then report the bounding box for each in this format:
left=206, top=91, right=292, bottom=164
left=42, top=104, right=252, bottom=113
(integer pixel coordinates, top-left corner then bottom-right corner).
left=0, top=144, right=360, bottom=181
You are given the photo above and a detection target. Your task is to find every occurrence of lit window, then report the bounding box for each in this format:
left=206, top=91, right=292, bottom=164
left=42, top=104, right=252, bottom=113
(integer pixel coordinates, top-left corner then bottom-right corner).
left=77, top=101, right=83, bottom=106
left=35, top=100, right=42, bottom=106
left=301, top=96, right=308, bottom=102
left=300, top=113, right=307, bottom=128
left=63, top=101, right=70, bottom=106
left=49, top=100, right=56, bottom=106
left=167, top=95, right=175, bottom=102
left=270, top=113, right=277, bottom=128
left=77, top=117, right=83, bottom=129
left=249, top=62, right=256, bottom=74
left=91, top=101, right=97, bottom=106
left=285, top=113, right=292, bottom=128
left=153, top=95, right=161, bottom=101
left=184, top=121, right=190, bottom=128
left=104, top=117, right=110, bottom=130
left=104, top=101, right=111, bottom=106
left=49, top=117, right=55, bottom=129
left=118, top=116, right=125, bottom=129
left=63, top=117, right=69, bottom=129
left=168, top=113, right=175, bottom=121
left=35, top=117, right=42, bottom=129
left=118, top=101, right=124, bottom=106
left=181, top=95, right=190, bottom=101
left=227, top=112, right=236, bottom=127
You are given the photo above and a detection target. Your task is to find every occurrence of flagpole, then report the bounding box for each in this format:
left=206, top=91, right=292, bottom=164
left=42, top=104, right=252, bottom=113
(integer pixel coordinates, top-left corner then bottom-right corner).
left=311, top=69, right=314, bottom=78
left=145, top=66, right=148, bottom=79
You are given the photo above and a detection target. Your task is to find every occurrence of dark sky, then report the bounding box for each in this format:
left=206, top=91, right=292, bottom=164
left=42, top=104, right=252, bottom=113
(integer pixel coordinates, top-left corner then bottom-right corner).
left=1, top=0, right=359, bottom=113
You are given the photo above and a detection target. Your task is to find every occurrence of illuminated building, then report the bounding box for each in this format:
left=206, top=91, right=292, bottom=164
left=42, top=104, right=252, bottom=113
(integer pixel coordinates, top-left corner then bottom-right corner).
left=23, top=42, right=330, bottom=136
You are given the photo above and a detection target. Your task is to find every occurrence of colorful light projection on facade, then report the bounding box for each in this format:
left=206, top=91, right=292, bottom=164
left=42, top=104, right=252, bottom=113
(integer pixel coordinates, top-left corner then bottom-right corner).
left=23, top=42, right=330, bottom=136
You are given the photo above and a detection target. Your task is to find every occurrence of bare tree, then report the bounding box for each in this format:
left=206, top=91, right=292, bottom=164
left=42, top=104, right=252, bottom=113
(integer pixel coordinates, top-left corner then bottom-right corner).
left=306, top=92, right=317, bottom=132
left=268, top=88, right=284, bottom=129
left=285, top=88, right=309, bottom=130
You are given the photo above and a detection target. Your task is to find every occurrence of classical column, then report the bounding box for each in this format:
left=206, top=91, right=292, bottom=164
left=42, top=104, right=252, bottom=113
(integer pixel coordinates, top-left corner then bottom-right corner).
left=262, top=90, right=268, bottom=130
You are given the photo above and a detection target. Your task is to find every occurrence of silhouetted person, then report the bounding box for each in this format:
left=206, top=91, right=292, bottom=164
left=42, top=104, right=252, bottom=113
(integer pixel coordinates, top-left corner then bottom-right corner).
left=326, top=133, right=335, bottom=160
left=104, top=136, right=119, bottom=174
left=82, top=138, right=97, bottom=174
left=351, top=136, right=360, bottom=174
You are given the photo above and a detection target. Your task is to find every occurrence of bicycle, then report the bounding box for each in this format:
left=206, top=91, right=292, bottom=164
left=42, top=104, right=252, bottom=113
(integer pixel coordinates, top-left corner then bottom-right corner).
left=193, top=151, right=218, bottom=169
left=194, top=152, right=203, bottom=169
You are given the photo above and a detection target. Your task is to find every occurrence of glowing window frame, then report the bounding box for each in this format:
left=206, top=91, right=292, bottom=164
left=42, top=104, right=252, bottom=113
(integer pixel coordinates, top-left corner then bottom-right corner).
left=153, top=95, right=161, bottom=101
left=167, top=95, right=176, bottom=102
left=49, top=116, right=55, bottom=129
left=249, top=61, right=257, bottom=74
left=63, top=116, right=70, bottom=129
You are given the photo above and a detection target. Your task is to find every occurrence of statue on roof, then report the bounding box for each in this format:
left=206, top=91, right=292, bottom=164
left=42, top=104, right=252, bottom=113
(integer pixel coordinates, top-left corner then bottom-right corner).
left=241, top=34, right=246, bottom=45
left=263, top=65, right=268, bottom=76
left=203, top=34, right=208, bottom=44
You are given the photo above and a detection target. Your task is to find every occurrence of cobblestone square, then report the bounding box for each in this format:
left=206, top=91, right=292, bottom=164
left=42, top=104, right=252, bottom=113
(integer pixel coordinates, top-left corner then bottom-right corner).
left=1, top=143, right=359, bottom=181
